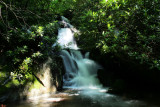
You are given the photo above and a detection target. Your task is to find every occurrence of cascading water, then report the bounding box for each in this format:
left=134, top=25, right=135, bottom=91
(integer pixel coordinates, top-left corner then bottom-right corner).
left=55, top=17, right=102, bottom=89
left=61, top=50, right=101, bottom=88
left=9, top=17, right=152, bottom=107
left=56, top=28, right=78, bottom=50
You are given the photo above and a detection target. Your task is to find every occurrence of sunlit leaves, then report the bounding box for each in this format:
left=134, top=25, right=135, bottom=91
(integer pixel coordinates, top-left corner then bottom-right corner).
left=24, top=57, right=32, bottom=65
left=32, top=51, right=42, bottom=58
left=102, top=45, right=110, bottom=53
left=1, top=19, right=60, bottom=83
left=37, top=26, right=44, bottom=37
left=70, top=0, right=160, bottom=70
left=100, top=0, right=107, bottom=4
left=107, top=23, right=111, bottom=29
left=19, top=57, right=32, bottom=72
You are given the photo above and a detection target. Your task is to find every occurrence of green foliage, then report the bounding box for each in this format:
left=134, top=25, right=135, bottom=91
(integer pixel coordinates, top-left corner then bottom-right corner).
left=0, top=0, right=160, bottom=95
left=0, top=0, right=71, bottom=95
left=70, top=0, right=160, bottom=70
left=0, top=21, right=60, bottom=87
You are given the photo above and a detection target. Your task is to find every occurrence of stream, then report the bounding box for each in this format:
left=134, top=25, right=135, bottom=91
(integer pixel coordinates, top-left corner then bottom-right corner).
left=7, top=88, right=160, bottom=107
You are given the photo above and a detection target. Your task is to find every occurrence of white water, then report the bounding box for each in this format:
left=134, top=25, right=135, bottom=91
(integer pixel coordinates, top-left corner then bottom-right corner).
left=58, top=28, right=102, bottom=89
left=49, top=25, right=148, bottom=107
left=8, top=18, right=154, bottom=107
left=56, top=28, right=79, bottom=50
left=61, top=50, right=102, bottom=89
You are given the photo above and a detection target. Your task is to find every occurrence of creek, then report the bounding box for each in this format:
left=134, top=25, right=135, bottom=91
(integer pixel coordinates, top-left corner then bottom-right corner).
left=7, top=88, right=160, bottom=107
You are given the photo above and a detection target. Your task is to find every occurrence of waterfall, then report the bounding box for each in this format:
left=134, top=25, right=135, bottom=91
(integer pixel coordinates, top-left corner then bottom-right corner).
left=61, top=50, right=101, bottom=88
left=55, top=17, right=102, bottom=89
left=56, top=28, right=78, bottom=50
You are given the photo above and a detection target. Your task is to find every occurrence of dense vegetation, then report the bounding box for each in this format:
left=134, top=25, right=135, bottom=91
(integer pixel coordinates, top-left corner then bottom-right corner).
left=72, top=0, right=160, bottom=69
left=69, top=0, right=160, bottom=92
left=0, top=0, right=160, bottom=101
left=0, top=0, right=62, bottom=98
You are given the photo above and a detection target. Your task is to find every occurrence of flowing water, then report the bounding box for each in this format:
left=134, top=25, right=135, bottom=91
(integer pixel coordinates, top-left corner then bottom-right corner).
left=4, top=18, right=160, bottom=107
left=7, top=88, right=160, bottom=107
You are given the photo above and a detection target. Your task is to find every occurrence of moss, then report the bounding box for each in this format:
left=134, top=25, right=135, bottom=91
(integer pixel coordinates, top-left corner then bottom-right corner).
left=6, top=81, right=18, bottom=88
left=29, top=79, right=42, bottom=90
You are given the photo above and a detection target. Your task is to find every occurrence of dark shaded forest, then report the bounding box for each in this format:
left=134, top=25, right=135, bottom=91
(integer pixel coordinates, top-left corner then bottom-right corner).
left=0, top=0, right=160, bottom=103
